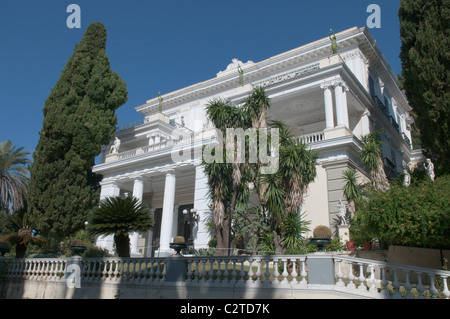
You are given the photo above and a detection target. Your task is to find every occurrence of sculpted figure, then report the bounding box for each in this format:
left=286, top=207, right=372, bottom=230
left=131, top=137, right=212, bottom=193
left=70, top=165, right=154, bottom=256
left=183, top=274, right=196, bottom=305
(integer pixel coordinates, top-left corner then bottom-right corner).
left=109, top=137, right=121, bottom=154
left=337, top=199, right=347, bottom=225
left=425, top=158, right=435, bottom=181
left=403, top=169, right=411, bottom=187
left=329, top=29, right=338, bottom=54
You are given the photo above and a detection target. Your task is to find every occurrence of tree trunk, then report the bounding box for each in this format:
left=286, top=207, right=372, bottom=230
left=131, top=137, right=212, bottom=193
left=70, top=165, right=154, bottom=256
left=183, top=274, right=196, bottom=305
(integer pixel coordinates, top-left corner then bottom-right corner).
left=215, top=221, right=229, bottom=256
left=15, top=244, right=27, bottom=259
left=114, top=233, right=130, bottom=257
left=273, top=230, right=284, bottom=255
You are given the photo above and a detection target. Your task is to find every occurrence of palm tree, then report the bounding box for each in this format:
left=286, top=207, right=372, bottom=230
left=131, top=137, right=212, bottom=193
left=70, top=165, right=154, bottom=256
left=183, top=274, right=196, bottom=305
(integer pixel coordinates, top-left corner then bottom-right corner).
left=0, top=140, right=30, bottom=212
left=263, top=120, right=318, bottom=254
left=204, top=98, right=250, bottom=255
left=360, top=130, right=389, bottom=190
left=203, top=88, right=318, bottom=255
left=87, top=196, right=153, bottom=257
left=0, top=209, right=46, bottom=258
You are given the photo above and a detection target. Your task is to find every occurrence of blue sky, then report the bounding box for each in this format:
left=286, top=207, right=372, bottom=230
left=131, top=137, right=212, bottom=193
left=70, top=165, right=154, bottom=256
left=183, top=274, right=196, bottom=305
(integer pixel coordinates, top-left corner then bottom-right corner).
left=0, top=0, right=402, bottom=157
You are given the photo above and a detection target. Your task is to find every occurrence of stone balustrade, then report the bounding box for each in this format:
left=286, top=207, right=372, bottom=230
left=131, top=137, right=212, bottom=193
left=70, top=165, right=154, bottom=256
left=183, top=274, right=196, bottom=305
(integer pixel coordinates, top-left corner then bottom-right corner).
left=1, top=254, right=449, bottom=299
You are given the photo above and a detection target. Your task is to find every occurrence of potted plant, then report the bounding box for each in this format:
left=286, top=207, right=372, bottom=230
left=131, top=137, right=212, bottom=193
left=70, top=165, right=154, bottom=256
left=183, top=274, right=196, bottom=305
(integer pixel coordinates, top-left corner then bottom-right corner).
left=346, top=239, right=357, bottom=251
left=69, top=239, right=86, bottom=256
left=170, top=236, right=187, bottom=255
left=347, top=224, right=361, bottom=251
left=309, top=225, right=332, bottom=251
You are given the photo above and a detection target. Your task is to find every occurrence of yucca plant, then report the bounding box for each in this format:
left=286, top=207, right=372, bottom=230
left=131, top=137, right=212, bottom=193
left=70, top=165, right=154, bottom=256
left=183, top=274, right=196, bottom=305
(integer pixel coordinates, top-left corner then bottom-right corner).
left=342, top=169, right=362, bottom=219
left=360, top=130, right=389, bottom=190
left=87, top=196, right=153, bottom=257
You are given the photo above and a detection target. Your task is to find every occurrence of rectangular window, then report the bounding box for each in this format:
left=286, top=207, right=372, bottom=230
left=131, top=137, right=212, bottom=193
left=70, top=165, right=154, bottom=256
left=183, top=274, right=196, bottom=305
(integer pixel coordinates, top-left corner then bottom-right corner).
left=369, top=75, right=376, bottom=97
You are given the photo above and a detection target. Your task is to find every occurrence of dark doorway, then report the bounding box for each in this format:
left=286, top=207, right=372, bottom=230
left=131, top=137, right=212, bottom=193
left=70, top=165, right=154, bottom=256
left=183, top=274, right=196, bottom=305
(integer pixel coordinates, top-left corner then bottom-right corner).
left=151, top=208, right=162, bottom=257
left=177, top=204, right=194, bottom=244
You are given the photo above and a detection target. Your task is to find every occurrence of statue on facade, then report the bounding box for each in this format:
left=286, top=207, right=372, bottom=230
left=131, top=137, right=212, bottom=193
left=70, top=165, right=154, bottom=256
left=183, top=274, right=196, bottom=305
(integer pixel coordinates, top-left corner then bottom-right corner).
left=337, top=199, right=347, bottom=225
left=425, top=158, right=435, bottom=181
left=158, top=92, right=163, bottom=113
left=109, top=137, right=121, bottom=154
left=329, top=29, right=338, bottom=54
left=403, top=169, right=411, bottom=187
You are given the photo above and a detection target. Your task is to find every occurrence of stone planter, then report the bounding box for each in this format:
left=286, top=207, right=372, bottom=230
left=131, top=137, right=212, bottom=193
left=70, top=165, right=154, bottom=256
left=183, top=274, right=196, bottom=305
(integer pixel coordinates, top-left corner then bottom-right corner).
left=70, top=245, right=87, bottom=256
left=309, top=237, right=332, bottom=251
left=169, top=242, right=187, bottom=256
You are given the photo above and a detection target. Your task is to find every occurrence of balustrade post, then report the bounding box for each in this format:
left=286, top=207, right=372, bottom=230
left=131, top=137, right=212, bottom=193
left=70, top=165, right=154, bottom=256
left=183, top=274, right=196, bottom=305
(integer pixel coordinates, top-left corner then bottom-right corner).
left=403, top=270, right=413, bottom=299
left=347, top=262, right=356, bottom=290
left=263, top=258, right=271, bottom=285
left=442, top=276, right=450, bottom=299
left=357, top=263, right=367, bottom=291
left=379, top=266, right=390, bottom=298
left=392, top=268, right=402, bottom=299
left=335, top=259, right=344, bottom=287
left=300, top=259, right=308, bottom=286
left=428, top=273, right=439, bottom=298
left=415, top=271, right=425, bottom=299
left=290, top=258, right=298, bottom=284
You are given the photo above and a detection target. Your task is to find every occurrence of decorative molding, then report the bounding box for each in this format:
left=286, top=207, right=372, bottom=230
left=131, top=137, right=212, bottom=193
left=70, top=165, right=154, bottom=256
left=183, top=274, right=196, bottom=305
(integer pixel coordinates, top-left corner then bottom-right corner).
left=253, top=62, right=320, bottom=88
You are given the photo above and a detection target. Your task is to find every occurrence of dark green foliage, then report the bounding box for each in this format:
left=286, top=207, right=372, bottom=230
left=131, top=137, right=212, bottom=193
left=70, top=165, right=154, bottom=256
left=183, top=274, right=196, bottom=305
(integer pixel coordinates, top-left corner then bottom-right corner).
left=352, top=175, right=450, bottom=249
left=87, top=196, right=153, bottom=257
left=399, top=0, right=450, bottom=174
left=27, top=22, right=128, bottom=244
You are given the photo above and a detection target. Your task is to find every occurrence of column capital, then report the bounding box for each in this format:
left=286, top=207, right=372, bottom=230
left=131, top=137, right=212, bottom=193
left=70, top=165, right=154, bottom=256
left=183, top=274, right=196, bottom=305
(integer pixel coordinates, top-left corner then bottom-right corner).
left=320, top=78, right=340, bottom=90
left=161, top=168, right=176, bottom=175
left=320, top=82, right=334, bottom=90
left=130, top=175, right=144, bottom=182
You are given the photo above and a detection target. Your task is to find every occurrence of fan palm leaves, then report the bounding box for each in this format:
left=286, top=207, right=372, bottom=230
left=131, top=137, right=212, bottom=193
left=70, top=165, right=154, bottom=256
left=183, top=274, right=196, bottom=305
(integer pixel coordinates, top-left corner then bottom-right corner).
left=0, top=140, right=30, bottom=212
left=87, top=196, right=153, bottom=257
left=0, top=209, right=46, bottom=258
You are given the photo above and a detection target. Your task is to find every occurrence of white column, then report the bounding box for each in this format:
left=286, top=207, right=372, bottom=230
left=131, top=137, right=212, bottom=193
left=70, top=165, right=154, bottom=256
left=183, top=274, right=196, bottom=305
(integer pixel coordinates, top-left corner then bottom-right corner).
left=159, top=170, right=176, bottom=256
left=99, top=180, right=121, bottom=199
left=335, top=82, right=349, bottom=128
left=193, top=164, right=211, bottom=249
left=96, top=181, right=121, bottom=254
left=321, top=84, right=334, bottom=129
left=130, top=178, right=144, bottom=257
left=342, top=84, right=349, bottom=128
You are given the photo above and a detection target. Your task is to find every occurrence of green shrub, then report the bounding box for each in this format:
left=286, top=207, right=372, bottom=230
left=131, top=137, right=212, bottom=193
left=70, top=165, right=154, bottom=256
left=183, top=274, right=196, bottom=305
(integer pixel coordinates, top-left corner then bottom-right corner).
left=354, top=175, right=450, bottom=249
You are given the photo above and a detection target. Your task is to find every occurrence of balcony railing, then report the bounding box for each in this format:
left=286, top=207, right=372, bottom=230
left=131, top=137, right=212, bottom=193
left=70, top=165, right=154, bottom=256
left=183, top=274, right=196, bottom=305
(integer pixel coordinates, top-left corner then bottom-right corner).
left=2, top=254, right=450, bottom=299
left=104, top=130, right=326, bottom=163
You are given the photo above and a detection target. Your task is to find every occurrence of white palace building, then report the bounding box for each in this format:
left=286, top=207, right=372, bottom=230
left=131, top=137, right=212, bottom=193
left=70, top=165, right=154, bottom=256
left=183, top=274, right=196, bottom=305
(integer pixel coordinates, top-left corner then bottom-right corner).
left=93, top=27, right=419, bottom=257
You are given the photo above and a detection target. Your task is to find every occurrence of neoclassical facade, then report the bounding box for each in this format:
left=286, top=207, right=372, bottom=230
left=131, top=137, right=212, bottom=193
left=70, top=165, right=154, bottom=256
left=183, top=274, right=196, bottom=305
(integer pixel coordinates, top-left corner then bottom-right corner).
left=92, top=27, right=417, bottom=257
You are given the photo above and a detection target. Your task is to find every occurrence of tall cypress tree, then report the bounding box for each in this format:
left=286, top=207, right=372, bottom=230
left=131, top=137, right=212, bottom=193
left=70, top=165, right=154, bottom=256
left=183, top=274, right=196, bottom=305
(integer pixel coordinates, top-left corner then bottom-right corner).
left=27, top=22, right=128, bottom=245
left=399, top=0, right=450, bottom=174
